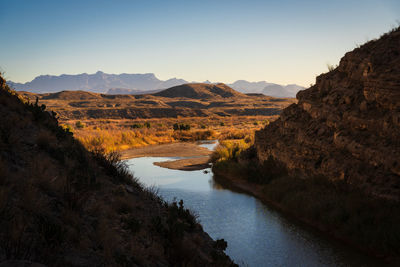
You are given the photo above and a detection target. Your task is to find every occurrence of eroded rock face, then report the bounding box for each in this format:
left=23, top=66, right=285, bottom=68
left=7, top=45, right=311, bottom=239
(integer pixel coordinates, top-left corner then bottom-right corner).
left=255, top=28, right=400, bottom=201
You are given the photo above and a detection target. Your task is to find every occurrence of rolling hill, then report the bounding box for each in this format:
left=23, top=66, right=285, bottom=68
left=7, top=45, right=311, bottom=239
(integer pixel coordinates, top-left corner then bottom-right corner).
left=154, top=83, right=245, bottom=99
left=19, top=83, right=296, bottom=121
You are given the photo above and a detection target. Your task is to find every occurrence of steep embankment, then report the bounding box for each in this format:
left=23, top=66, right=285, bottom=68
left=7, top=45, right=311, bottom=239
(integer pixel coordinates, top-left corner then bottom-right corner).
left=0, top=76, right=235, bottom=266
left=255, top=27, right=400, bottom=201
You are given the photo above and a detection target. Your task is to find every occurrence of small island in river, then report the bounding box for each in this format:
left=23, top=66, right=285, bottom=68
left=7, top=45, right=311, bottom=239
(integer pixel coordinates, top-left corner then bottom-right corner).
left=120, top=141, right=214, bottom=171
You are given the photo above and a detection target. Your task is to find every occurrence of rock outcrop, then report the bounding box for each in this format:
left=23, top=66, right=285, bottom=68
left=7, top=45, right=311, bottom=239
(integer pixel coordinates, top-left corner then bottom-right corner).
left=255, top=27, right=400, bottom=201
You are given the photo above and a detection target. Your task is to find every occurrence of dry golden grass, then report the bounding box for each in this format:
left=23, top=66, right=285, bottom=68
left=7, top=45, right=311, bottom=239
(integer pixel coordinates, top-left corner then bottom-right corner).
left=65, top=115, right=273, bottom=152
left=20, top=88, right=293, bottom=153
left=211, top=138, right=253, bottom=163
left=76, top=128, right=175, bottom=152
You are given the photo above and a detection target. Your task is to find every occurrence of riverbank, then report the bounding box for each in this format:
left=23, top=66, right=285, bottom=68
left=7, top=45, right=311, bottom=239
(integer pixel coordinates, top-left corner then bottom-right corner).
left=212, top=161, right=400, bottom=265
left=120, top=142, right=213, bottom=170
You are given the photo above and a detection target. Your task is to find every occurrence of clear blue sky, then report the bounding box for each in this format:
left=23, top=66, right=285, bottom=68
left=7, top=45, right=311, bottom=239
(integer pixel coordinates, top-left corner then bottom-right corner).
left=1, top=0, right=399, bottom=86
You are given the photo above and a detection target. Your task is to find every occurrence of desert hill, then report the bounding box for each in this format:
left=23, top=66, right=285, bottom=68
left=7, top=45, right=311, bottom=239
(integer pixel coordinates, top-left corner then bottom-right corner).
left=19, top=83, right=296, bottom=120
left=0, top=75, right=235, bottom=265
left=255, top=27, right=400, bottom=201
left=41, top=90, right=101, bottom=100
left=106, top=88, right=163, bottom=95
left=154, top=83, right=245, bottom=99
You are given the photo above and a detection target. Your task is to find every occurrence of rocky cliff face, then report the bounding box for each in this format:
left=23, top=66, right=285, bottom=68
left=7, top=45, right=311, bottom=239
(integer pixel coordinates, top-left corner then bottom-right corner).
left=255, top=27, right=400, bottom=201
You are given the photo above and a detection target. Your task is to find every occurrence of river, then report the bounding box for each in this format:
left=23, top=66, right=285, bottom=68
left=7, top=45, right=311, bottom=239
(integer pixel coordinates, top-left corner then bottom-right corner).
left=126, top=141, right=379, bottom=266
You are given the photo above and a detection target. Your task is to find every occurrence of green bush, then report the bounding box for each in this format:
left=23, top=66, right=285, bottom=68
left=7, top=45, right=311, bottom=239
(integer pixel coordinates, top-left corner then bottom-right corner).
left=211, top=140, right=251, bottom=163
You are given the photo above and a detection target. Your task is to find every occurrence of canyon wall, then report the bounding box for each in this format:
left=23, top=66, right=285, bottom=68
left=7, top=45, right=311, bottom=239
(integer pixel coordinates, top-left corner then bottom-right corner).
left=255, top=28, right=400, bottom=201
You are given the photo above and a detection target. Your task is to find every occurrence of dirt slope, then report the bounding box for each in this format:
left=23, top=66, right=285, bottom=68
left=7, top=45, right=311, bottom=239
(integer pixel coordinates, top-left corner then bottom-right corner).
left=0, top=75, right=235, bottom=266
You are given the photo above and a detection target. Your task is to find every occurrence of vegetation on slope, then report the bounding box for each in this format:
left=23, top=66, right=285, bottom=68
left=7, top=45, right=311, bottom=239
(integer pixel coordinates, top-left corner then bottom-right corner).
left=0, top=75, right=235, bottom=266
left=212, top=146, right=400, bottom=262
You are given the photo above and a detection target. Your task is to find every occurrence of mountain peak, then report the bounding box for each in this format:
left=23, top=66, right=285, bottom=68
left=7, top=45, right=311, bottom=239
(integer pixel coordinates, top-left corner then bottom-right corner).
left=8, top=72, right=188, bottom=93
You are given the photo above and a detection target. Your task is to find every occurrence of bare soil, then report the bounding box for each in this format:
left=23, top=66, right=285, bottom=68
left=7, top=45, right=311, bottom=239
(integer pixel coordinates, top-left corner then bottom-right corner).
left=154, top=156, right=211, bottom=171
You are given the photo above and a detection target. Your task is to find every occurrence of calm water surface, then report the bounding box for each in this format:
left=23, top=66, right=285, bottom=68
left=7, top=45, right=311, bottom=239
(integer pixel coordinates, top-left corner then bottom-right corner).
left=127, top=141, right=379, bottom=267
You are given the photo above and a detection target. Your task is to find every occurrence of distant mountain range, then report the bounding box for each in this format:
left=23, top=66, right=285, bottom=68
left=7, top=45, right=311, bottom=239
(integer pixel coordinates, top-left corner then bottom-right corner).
left=7, top=71, right=305, bottom=98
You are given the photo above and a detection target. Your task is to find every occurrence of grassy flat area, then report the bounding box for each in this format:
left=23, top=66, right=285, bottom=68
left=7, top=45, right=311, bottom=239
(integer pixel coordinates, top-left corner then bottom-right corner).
left=19, top=84, right=295, bottom=152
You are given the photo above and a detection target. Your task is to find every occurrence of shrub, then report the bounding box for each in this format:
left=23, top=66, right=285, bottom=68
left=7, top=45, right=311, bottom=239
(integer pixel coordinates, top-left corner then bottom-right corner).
left=131, top=123, right=142, bottom=129
left=91, top=148, right=140, bottom=187
left=211, top=140, right=251, bottom=162
left=63, top=124, right=74, bottom=132
left=173, top=123, right=191, bottom=131
left=75, top=121, right=86, bottom=129
left=173, top=129, right=216, bottom=141
left=327, top=63, right=337, bottom=72
left=214, top=239, right=228, bottom=251
left=167, top=199, right=198, bottom=233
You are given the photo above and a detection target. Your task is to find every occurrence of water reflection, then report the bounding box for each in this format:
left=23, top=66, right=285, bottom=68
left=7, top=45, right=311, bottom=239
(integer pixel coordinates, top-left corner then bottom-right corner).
left=126, top=152, right=379, bottom=267
left=197, top=139, right=219, bottom=151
